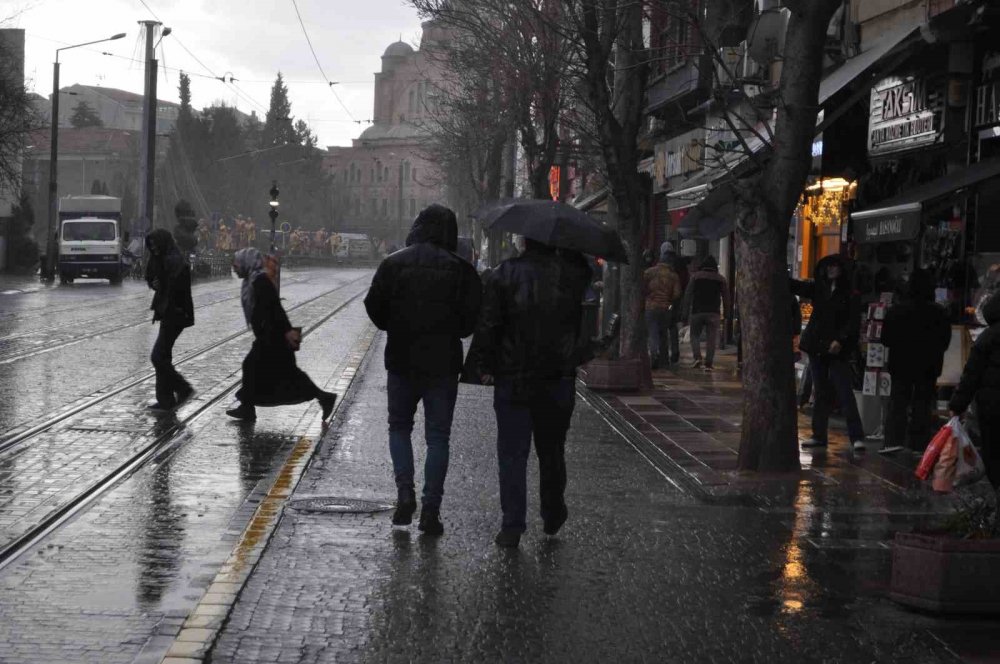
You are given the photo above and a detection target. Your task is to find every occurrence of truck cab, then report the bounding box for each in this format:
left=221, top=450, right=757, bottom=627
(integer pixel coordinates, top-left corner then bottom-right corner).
left=57, top=195, right=123, bottom=284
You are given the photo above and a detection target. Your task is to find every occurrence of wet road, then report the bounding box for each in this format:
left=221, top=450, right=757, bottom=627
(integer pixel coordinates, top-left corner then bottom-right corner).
left=0, top=268, right=376, bottom=663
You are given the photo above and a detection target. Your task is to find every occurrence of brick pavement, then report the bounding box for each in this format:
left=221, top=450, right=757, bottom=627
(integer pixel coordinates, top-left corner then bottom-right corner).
left=208, top=335, right=984, bottom=663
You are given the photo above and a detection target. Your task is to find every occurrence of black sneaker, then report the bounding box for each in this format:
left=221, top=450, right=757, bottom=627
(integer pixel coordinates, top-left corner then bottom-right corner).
left=319, top=392, right=337, bottom=421
left=543, top=506, right=568, bottom=536
left=146, top=401, right=174, bottom=413
left=417, top=507, right=444, bottom=536
left=225, top=403, right=256, bottom=421
left=392, top=488, right=417, bottom=526
left=495, top=529, right=521, bottom=548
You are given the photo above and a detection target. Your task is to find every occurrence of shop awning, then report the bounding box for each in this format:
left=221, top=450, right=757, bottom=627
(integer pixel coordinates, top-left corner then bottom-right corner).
left=818, top=25, right=917, bottom=105
left=850, top=157, right=1000, bottom=242
left=666, top=183, right=710, bottom=211
left=572, top=188, right=608, bottom=212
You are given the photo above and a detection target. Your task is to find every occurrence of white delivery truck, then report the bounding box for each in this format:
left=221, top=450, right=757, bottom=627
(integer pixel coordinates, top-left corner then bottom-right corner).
left=57, top=195, right=123, bottom=284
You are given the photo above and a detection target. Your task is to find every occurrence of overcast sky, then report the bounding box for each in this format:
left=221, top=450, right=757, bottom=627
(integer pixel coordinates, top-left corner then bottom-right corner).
left=8, top=0, right=425, bottom=147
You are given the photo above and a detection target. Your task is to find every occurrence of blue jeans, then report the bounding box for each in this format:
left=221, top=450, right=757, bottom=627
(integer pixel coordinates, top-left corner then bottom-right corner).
left=387, top=372, right=459, bottom=510
left=494, top=377, right=576, bottom=532
left=809, top=354, right=865, bottom=442
left=644, top=308, right=670, bottom=363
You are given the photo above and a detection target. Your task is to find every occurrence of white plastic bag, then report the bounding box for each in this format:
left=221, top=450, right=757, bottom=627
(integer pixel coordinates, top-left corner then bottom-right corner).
left=953, top=417, right=986, bottom=487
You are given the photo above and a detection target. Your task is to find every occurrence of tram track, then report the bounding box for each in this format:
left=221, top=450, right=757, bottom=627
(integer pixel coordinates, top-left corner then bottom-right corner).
left=0, top=284, right=370, bottom=572
left=0, top=274, right=371, bottom=453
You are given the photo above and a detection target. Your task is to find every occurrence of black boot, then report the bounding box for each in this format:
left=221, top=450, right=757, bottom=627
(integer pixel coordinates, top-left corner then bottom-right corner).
left=494, top=529, right=521, bottom=548
left=543, top=505, right=568, bottom=536
left=417, top=506, right=444, bottom=536
left=226, top=402, right=256, bottom=421
left=319, top=392, right=337, bottom=421
left=392, top=487, right=417, bottom=526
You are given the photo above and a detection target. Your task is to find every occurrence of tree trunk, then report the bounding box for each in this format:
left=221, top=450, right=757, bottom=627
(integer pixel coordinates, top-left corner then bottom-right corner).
left=735, top=0, right=842, bottom=471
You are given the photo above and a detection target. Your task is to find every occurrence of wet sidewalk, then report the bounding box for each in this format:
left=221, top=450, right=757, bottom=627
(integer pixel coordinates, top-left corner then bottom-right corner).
left=195, top=335, right=997, bottom=663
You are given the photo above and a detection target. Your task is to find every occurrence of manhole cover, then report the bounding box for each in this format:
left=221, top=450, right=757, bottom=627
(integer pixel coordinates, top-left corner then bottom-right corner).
left=287, top=497, right=395, bottom=514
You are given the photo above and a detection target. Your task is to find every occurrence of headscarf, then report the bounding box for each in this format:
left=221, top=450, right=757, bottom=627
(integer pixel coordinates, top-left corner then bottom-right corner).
left=234, top=247, right=266, bottom=327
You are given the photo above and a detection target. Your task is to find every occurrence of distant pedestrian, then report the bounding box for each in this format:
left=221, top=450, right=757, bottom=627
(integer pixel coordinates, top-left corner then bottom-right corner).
left=364, top=205, right=482, bottom=536
left=791, top=255, right=866, bottom=452
left=463, top=240, right=592, bottom=548
left=226, top=248, right=337, bottom=423
left=681, top=255, right=731, bottom=372
left=642, top=246, right=682, bottom=369
left=660, top=242, right=688, bottom=365
left=144, top=229, right=195, bottom=412
left=950, top=288, right=1000, bottom=488
left=881, top=269, right=951, bottom=454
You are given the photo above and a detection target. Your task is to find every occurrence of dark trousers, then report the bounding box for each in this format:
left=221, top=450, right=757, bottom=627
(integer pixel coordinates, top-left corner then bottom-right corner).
left=809, top=354, right=865, bottom=442
left=976, top=398, right=1000, bottom=488
left=387, top=372, right=459, bottom=510
left=150, top=322, right=190, bottom=407
left=665, top=307, right=680, bottom=362
left=645, top=308, right=671, bottom=364
left=494, top=377, right=576, bottom=533
left=886, top=376, right=936, bottom=451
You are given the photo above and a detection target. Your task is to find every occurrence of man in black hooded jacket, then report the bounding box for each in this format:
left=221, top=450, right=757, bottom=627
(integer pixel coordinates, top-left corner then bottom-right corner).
left=145, top=229, right=195, bottom=411
left=364, top=204, right=482, bottom=536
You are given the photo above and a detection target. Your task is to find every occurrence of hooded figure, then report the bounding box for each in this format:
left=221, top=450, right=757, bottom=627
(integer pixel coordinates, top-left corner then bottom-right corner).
left=681, top=254, right=731, bottom=371
left=144, top=229, right=194, bottom=411
left=364, top=204, right=482, bottom=535
left=881, top=268, right=951, bottom=453
left=791, top=254, right=866, bottom=451
left=642, top=245, right=682, bottom=368
left=226, top=247, right=336, bottom=423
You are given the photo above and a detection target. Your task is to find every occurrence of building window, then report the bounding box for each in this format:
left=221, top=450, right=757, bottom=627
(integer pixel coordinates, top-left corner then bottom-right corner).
left=370, top=199, right=377, bottom=216
left=409, top=198, right=416, bottom=216
left=412, top=168, right=418, bottom=182
left=384, top=166, right=389, bottom=181
left=403, top=161, right=411, bottom=181
left=381, top=199, right=388, bottom=217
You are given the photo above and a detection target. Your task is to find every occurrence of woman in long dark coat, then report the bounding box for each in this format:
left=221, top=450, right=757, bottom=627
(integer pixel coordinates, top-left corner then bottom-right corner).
left=145, top=229, right=194, bottom=411
left=227, top=248, right=337, bottom=422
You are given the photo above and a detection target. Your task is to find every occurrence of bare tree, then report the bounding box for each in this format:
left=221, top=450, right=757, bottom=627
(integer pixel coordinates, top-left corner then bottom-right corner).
left=0, top=29, right=39, bottom=196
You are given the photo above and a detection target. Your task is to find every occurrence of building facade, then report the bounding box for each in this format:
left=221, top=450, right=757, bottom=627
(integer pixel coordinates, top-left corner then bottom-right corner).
left=322, top=21, right=450, bottom=247
left=32, top=85, right=180, bottom=134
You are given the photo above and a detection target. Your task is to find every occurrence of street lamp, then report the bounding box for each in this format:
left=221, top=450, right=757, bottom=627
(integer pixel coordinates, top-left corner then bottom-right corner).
left=43, top=31, right=126, bottom=281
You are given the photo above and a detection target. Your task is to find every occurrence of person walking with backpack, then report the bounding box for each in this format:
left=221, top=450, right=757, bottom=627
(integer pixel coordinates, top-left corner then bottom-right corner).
left=226, top=248, right=337, bottom=424
left=643, top=246, right=682, bottom=369
left=144, top=229, right=195, bottom=412
left=364, top=205, right=482, bottom=536
left=791, top=254, right=867, bottom=452
left=681, top=255, right=731, bottom=372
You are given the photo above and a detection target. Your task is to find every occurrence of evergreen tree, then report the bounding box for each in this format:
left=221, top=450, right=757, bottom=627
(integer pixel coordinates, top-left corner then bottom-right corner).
left=177, top=72, right=194, bottom=134
left=7, top=194, right=39, bottom=273
left=69, top=101, right=103, bottom=128
left=263, top=73, right=295, bottom=146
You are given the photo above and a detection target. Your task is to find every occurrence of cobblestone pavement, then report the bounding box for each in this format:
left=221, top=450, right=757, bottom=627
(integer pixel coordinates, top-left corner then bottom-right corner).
left=208, top=335, right=993, bottom=664
left=0, top=274, right=376, bottom=664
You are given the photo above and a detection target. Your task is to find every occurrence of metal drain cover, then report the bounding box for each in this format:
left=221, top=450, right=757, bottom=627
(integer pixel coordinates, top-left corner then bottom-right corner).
left=287, top=497, right=394, bottom=514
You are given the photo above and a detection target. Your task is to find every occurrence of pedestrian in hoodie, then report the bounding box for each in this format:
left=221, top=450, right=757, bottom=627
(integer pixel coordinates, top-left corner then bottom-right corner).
left=364, top=205, right=482, bottom=536
left=950, top=289, right=1000, bottom=488
left=462, top=241, right=593, bottom=548
left=145, top=229, right=195, bottom=411
left=643, top=246, right=682, bottom=369
left=226, top=248, right=337, bottom=424
left=791, top=255, right=866, bottom=451
left=881, top=269, right=951, bottom=454
left=681, top=255, right=731, bottom=371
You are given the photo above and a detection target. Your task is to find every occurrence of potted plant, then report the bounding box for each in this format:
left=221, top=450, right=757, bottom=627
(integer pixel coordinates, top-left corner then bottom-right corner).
left=890, top=488, right=1000, bottom=613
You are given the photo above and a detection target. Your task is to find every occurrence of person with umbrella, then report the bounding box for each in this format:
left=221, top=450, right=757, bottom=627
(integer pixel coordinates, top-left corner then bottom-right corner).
left=465, top=199, right=626, bottom=548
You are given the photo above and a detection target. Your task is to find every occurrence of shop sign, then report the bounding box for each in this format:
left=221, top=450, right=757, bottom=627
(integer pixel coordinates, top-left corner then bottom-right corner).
left=855, top=207, right=921, bottom=243
left=974, top=51, right=1000, bottom=129
left=868, top=76, right=942, bottom=157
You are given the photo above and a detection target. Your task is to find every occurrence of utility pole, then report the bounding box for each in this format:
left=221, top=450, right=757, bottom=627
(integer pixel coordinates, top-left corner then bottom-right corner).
left=137, top=20, right=160, bottom=235
left=397, top=160, right=405, bottom=246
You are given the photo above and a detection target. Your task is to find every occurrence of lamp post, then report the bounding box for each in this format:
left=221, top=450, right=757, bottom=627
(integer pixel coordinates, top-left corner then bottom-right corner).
left=268, top=180, right=280, bottom=293
left=43, top=32, right=126, bottom=281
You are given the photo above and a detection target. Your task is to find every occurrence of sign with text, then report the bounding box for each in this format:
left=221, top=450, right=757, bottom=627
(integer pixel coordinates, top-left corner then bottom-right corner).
left=854, top=206, right=921, bottom=243
left=868, top=76, right=942, bottom=156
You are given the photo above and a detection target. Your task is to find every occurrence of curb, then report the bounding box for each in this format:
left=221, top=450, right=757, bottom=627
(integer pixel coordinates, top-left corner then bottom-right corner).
left=156, top=323, right=380, bottom=664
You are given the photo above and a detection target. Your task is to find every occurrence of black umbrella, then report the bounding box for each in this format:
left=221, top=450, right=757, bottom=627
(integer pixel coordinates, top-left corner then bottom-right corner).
left=472, top=199, right=629, bottom=263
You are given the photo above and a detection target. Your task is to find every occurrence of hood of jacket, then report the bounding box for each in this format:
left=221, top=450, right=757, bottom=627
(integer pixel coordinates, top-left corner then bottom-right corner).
left=405, top=204, right=457, bottom=252
left=145, top=228, right=177, bottom=256
left=815, top=254, right=850, bottom=292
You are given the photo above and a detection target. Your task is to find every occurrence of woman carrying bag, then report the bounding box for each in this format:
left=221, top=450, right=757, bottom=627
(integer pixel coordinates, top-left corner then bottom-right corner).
left=227, top=248, right=337, bottom=422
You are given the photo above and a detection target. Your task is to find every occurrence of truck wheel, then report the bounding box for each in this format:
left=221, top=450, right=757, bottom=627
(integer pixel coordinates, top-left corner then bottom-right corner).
left=59, top=272, right=74, bottom=284
left=109, top=270, right=123, bottom=285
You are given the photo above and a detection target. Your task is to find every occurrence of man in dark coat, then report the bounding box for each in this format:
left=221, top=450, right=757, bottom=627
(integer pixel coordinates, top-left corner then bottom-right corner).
left=364, top=204, right=482, bottom=536
left=681, top=254, right=731, bottom=371
left=950, top=292, right=1000, bottom=488
left=660, top=241, right=688, bottom=364
left=791, top=254, right=866, bottom=451
left=144, top=229, right=194, bottom=411
left=881, top=269, right=951, bottom=454
left=463, top=239, right=592, bottom=548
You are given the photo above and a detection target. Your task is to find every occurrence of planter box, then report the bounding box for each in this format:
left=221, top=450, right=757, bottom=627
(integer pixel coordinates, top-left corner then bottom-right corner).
left=890, top=532, right=1000, bottom=613
left=580, top=357, right=643, bottom=392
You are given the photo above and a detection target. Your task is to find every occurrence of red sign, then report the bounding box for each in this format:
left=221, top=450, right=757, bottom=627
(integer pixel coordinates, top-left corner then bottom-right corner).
left=549, top=166, right=560, bottom=201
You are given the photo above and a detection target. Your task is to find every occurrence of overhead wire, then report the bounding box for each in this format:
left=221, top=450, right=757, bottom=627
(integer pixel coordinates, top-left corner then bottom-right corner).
left=288, top=0, right=359, bottom=123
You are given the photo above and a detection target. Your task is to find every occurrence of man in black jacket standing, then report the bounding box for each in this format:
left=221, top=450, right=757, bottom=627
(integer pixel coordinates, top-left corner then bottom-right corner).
left=364, top=205, right=482, bottom=536
left=881, top=269, right=951, bottom=454
left=464, top=239, right=592, bottom=548
left=145, top=229, right=195, bottom=411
